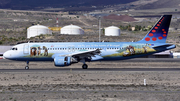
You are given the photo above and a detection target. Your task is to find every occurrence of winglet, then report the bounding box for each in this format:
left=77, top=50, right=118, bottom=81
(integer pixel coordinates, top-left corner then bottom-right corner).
left=138, top=15, right=172, bottom=43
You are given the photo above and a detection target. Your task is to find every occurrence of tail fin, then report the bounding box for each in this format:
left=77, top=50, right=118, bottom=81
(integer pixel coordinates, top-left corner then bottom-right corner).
left=138, top=15, right=172, bottom=43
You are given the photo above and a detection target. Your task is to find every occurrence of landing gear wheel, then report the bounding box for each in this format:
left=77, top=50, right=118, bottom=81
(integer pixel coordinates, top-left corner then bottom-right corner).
left=82, top=64, right=88, bottom=69
left=25, top=66, right=29, bottom=70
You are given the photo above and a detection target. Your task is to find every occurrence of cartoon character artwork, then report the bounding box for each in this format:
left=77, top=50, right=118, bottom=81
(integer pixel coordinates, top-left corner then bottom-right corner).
left=25, top=45, right=53, bottom=58
left=143, top=46, right=147, bottom=53
left=37, top=47, right=41, bottom=56
left=123, top=45, right=135, bottom=56
left=103, top=44, right=157, bottom=58
left=43, top=46, right=48, bottom=56
left=30, top=45, right=41, bottom=57
left=30, top=47, right=37, bottom=56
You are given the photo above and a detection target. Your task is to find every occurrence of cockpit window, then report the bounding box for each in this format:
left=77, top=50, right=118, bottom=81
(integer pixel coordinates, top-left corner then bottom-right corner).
left=11, top=47, right=18, bottom=50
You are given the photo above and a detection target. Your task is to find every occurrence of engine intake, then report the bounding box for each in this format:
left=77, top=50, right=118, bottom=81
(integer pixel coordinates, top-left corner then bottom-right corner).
left=54, top=56, right=78, bottom=67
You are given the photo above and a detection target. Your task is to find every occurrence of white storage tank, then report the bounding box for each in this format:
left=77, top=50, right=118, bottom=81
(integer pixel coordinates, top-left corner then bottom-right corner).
left=105, top=26, right=120, bottom=36
left=61, top=24, right=84, bottom=35
left=27, top=24, right=52, bottom=38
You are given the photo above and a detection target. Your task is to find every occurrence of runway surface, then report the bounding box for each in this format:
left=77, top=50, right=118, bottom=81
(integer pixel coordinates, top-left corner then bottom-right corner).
left=2, top=90, right=180, bottom=93
left=1, top=58, right=180, bottom=100
left=0, top=58, right=180, bottom=72
left=0, top=68, right=180, bottom=72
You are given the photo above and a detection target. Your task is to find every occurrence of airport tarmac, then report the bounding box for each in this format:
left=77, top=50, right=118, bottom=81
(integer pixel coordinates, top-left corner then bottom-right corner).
left=0, top=58, right=180, bottom=101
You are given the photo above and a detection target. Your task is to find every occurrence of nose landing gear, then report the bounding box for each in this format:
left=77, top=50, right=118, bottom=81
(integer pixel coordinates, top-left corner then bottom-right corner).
left=25, top=61, right=29, bottom=70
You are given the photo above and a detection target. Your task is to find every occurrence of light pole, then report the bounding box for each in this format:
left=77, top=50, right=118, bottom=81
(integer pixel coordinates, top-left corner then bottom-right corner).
left=99, top=16, right=101, bottom=42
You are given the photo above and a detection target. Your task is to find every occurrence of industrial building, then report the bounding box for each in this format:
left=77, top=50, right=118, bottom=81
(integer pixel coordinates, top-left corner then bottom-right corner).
left=27, top=24, right=52, bottom=38
left=105, top=26, right=120, bottom=36
left=61, top=25, right=84, bottom=35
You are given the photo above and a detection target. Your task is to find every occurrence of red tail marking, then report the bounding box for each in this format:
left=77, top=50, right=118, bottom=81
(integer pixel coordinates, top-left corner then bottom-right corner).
left=145, top=37, right=150, bottom=41
left=149, top=33, right=154, bottom=37
left=152, top=37, right=157, bottom=41
left=163, top=34, right=167, bottom=37
left=152, top=30, right=156, bottom=33
left=158, top=36, right=163, bottom=40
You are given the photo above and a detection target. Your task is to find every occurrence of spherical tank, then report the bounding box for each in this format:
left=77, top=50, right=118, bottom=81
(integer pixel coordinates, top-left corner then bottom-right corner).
left=27, top=24, right=52, bottom=38
left=105, top=26, right=120, bottom=36
left=61, top=25, right=84, bottom=35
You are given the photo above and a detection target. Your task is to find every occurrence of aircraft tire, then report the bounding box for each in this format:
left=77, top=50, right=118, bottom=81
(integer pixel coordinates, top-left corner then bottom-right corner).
left=82, top=64, right=88, bottom=69
left=25, top=66, right=29, bottom=70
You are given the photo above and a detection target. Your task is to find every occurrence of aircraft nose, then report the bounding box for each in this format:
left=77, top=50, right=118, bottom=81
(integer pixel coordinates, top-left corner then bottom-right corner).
left=3, top=51, right=10, bottom=59
left=3, top=52, right=7, bottom=59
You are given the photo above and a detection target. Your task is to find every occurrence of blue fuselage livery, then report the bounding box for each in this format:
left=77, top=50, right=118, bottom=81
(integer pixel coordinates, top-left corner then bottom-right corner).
left=3, top=15, right=176, bottom=69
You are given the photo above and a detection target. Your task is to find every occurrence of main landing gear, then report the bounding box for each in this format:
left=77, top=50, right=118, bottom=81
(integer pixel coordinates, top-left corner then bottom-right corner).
left=82, top=64, right=88, bottom=69
left=25, top=61, right=29, bottom=70
left=80, top=59, right=88, bottom=69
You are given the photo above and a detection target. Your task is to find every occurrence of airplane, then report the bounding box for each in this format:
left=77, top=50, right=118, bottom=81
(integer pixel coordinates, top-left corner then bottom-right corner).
left=3, top=15, right=176, bottom=70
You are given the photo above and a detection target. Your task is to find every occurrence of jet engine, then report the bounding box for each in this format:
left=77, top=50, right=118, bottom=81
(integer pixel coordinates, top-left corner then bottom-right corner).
left=54, top=56, right=78, bottom=67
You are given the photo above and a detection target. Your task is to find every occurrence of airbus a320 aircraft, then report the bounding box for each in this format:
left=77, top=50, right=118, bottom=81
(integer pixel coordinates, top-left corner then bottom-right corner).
left=3, top=15, right=175, bottom=70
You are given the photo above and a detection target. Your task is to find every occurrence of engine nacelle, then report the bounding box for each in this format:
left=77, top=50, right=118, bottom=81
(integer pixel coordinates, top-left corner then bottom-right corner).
left=54, top=57, right=72, bottom=67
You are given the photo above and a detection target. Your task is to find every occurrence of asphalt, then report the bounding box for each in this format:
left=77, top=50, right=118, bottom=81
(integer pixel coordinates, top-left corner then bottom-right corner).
left=2, top=90, right=180, bottom=94
left=0, top=68, right=180, bottom=72
left=0, top=58, right=180, bottom=72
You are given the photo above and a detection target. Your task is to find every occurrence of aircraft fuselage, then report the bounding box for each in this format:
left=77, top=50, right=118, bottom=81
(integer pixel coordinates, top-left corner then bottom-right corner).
left=3, top=42, right=175, bottom=61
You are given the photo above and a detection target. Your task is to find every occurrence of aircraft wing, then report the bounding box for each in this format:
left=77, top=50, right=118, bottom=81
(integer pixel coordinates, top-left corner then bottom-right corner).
left=57, top=49, right=102, bottom=60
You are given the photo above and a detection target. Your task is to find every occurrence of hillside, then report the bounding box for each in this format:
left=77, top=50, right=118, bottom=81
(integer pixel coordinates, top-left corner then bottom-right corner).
left=0, top=0, right=138, bottom=10
left=137, top=0, right=180, bottom=9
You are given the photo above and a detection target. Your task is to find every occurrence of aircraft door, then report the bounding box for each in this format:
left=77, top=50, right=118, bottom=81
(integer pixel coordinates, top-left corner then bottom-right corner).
left=23, top=44, right=29, bottom=54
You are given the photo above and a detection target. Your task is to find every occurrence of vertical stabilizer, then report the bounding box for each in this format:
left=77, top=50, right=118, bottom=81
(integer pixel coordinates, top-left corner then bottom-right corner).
left=138, top=15, right=172, bottom=43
